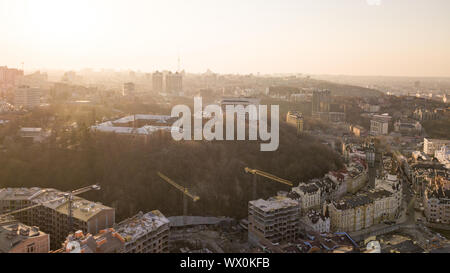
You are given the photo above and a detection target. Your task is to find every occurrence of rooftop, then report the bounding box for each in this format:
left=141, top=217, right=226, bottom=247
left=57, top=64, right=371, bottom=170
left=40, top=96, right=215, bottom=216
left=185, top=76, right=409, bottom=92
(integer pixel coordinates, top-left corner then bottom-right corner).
left=333, top=188, right=393, bottom=210
left=62, top=229, right=124, bottom=253
left=0, top=187, right=112, bottom=222
left=0, top=220, right=47, bottom=253
left=114, top=211, right=169, bottom=243
left=249, top=196, right=299, bottom=213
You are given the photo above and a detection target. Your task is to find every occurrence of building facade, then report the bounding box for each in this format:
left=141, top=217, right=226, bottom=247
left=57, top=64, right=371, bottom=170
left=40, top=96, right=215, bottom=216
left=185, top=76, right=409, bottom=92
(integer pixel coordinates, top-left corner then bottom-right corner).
left=424, top=138, right=450, bottom=156
left=114, top=210, right=170, bottom=253
left=152, top=71, right=164, bottom=93
left=370, top=114, right=391, bottom=136
left=292, top=183, right=321, bottom=213
left=328, top=188, right=400, bottom=233
left=248, top=196, right=300, bottom=245
left=14, top=86, right=40, bottom=109
left=312, top=90, right=331, bottom=114
left=165, top=72, right=183, bottom=95
left=122, top=82, right=135, bottom=96
left=423, top=177, right=450, bottom=224
left=286, top=111, right=304, bottom=134
left=0, top=218, right=49, bottom=253
left=0, top=188, right=115, bottom=250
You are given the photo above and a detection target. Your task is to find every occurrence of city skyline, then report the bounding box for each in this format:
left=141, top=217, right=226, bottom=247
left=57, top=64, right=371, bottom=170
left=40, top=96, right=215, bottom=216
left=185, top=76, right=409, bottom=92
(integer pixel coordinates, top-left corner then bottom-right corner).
left=1, top=0, right=450, bottom=77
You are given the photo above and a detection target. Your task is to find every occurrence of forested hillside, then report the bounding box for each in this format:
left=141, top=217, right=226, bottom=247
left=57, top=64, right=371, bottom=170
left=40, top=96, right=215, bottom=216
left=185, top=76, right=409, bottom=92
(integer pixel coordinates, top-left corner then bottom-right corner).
left=0, top=122, right=342, bottom=220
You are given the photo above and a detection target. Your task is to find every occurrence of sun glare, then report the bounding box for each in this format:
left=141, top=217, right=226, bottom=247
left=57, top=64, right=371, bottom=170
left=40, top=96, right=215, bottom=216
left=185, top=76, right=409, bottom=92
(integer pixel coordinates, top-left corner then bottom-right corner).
left=25, top=0, right=98, bottom=45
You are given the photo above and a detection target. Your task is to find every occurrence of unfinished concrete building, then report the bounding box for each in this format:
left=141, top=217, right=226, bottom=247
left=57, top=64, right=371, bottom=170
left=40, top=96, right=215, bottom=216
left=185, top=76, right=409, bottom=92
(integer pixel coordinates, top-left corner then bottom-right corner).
left=114, top=210, right=170, bottom=253
left=248, top=196, right=300, bottom=246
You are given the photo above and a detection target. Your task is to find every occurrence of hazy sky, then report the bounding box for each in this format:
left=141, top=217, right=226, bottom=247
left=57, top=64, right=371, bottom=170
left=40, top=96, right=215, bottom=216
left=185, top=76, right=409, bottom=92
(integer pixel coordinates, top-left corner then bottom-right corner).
left=1, top=0, right=450, bottom=76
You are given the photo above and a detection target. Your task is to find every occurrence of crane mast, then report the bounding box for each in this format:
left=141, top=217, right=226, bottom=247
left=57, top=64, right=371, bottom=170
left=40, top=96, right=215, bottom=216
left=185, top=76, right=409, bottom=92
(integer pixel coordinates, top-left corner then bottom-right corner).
left=157, top=172, right=200, bottom=226
left=0, top=184, right=101, bottom=233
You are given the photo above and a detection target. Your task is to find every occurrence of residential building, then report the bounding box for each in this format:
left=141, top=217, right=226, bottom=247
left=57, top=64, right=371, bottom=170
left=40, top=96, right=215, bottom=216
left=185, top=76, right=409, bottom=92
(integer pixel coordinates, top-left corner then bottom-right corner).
left=0, top=66, right=23, bottom=89
left=286, top=111, right=304, bottom=134
left=328, top=112, right=346, bottom=123
left=370, top=114, right=391, bottom=136
left=165, top=72, right=182, bottom=95
left=312, top=90, right=331, bottom=114
left=14, top=86, right=41, bottom=109
left=328, top=188, right=399, bottom=233
left=414, top=108, right=441, bottom=121
left=423, top=176, right=450, bottom=224
left=394, top=120, right=422, bottom=134
left=0, top=188, right=115, bottom=250
left=152, top=71, right=163, bottom=93
left=424, top=138, right=450, bottom=156
left=375, top=174, right=402, bottom=214
left=292, top=183, right=321, bottom=213
left=114, top=211, right=170, bottom=253
left=435, top=145, right=450, bottom=169
left=122, top=82, right=135, bottom=96
left=361, top=103, right=380, bottom=113
left=300, top=210, right=330, bottom=233
left=0, top=217, right=49, bottom=253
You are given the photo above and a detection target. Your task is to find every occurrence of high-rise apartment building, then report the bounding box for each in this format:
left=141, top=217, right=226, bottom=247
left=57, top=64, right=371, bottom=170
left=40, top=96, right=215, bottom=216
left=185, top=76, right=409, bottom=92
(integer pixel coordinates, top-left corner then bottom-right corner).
left=0, top=66, right=23, bottom=89
left=14, top=86, right=41, bottom=109
left=122, top=82, right=135, bottom=96
left=152, top=71, right=164, bottom=93
left=165, top=72, right=182, bottom=95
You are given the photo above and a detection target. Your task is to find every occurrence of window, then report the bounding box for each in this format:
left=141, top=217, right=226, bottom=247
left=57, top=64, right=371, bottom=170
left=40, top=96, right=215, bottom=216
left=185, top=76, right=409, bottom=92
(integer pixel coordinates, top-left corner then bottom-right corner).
left=27, top=243, right=36, bottom=253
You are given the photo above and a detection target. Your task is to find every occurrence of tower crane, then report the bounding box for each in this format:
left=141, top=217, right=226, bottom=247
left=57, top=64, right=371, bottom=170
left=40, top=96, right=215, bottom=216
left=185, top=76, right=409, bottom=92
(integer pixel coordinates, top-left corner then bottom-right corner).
left=0, top=184, right=101, bottom=233
left=157, top=172, right=199, bottom=226
left=244, top=167, right=294, bottom=200
left=65, top=184, right=101, bottom=232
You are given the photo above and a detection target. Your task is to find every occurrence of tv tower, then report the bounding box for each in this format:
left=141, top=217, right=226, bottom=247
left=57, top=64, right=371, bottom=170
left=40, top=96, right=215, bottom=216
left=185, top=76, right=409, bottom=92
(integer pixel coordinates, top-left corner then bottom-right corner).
left=177, top=50, right=181, bottom=73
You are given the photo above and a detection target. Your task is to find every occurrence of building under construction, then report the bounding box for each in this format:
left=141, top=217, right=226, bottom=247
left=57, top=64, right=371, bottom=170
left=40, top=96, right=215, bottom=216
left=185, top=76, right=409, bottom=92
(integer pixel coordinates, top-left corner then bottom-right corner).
left=248, top=196, right=300, bottom=246
left=0, top=188, right=115, bottom=250
left=114, top=210, right=170, bottom=253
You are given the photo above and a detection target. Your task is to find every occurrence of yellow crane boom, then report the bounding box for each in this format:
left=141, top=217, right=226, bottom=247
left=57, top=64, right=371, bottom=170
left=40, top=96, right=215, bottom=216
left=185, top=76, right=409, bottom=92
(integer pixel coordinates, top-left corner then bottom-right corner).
left=244, top=167, right=293, bottom=186
left=157, top=172, right=200, bottom=202
left=157, top=172, right=200, bottom=229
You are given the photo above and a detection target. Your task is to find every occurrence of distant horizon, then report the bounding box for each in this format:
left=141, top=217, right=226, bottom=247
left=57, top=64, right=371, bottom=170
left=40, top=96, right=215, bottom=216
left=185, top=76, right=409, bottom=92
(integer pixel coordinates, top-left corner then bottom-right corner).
left=11, top=66, right=450, bottom=80
left=2, top=0, right=450, bottom=78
